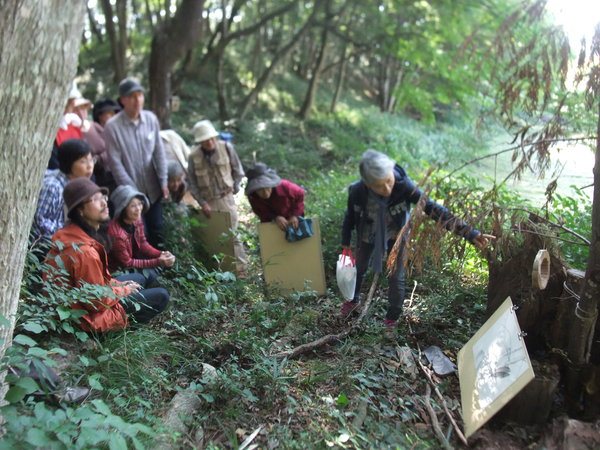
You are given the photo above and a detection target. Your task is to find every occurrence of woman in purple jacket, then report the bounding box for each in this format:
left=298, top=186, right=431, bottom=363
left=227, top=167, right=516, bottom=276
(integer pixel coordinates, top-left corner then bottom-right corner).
left=245, top=163, right=305, bottom=231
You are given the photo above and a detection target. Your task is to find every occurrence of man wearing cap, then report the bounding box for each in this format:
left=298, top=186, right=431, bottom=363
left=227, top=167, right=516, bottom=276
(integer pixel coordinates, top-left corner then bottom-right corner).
left=104, top=78, right=168, bottom=247
left=187, top=120, right=247, bottom=272
left=44, top=178, right=170, bottom=332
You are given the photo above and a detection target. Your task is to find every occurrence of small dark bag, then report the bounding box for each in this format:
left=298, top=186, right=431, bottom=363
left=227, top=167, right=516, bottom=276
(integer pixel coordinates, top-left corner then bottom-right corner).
left=285, top=216, right=313, bottom=242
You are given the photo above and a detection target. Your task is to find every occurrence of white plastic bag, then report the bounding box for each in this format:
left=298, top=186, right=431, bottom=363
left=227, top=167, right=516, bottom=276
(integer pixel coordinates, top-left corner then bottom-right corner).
left=336, top=249, right=357, bottom=300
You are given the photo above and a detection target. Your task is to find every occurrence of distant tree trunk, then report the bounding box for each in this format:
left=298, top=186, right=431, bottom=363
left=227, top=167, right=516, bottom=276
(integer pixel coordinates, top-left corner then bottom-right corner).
left=568, top=101, right=600, bottom=365
left=148, top=0, right=204, bottom=128
left=0, top=0, right=84, bottom=403
left=215, top=49, right=230, bottom=121
left=298, top=20, right=330, bottom=121
left=101, top=0, right=128, bottom=84
left=238, top=9, right=316, bottom=120
left=86, top=4, right=104, bottom=44
left=329, top=44, right=348, bottom=113
left=378, top=56, right=402, bottom=113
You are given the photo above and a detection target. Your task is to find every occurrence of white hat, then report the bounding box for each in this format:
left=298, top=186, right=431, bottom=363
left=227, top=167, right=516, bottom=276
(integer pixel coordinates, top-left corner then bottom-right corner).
left=193, top=120, right=219, bottom=144
left=73, top=97, right=92, bottom=108
left=68, top=81, right=81, bottom=100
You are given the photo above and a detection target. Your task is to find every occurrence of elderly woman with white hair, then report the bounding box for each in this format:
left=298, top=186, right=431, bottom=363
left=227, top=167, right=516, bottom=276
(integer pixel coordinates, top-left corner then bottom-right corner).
left=340, top=149, right=495, bottom=340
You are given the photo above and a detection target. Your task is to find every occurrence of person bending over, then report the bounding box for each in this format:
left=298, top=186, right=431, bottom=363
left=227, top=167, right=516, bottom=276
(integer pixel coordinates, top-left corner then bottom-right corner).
left=340, top=149, right=495, bottom=340
left=245, top=162, right=305, bottom=231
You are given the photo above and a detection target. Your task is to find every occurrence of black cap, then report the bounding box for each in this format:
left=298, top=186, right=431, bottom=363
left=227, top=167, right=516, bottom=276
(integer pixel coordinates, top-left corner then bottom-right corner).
left=118, top=78, right=144, bottom=97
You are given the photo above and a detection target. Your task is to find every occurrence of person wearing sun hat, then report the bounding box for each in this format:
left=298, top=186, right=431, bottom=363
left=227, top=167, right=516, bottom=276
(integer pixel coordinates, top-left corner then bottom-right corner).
left=245, top=163, right=305, bottom=231
left=104, top=77, right=168, bottom=248
left=43, top=178, right=170, bottom=332
left=187, top=119, right=247, bottom=274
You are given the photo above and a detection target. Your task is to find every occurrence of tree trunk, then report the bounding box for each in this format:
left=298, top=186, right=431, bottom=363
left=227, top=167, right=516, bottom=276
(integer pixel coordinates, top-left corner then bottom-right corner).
left=329, top=44, right=348, bottom=113
left=568, top=101, right=600, bottom=365
left=298, top=4, right=331, bottom=121
left=0, top=0, right=85, bottom=403
left=148, top=0, right=204, bottom=128
left=86, top=3, right=104, bottom=44
left=216, top=49, right=230, bottom=121
left=238, top=9, right=315, bottom=120
left=378, top=56, right=402, bottom=113
left=101, top=0, right=128, bottom=84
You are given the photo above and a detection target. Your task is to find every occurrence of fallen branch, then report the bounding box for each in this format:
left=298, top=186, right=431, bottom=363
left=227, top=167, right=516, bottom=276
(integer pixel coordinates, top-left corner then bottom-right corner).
left=273, top=273, right=380, bottom=359
left=416, top=354, right=469, bottom=447
left=422, top=384, right=452, bottom=450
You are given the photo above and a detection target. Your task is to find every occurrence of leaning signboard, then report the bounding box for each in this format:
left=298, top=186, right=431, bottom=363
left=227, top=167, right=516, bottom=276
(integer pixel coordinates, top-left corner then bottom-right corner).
left=458, top=296, right=535, bottom=438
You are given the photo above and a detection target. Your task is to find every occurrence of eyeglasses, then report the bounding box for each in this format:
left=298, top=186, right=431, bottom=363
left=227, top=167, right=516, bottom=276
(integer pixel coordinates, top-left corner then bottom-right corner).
left=85, top=194, right=108, bottom=205
left=74, top=156, right=97, bottom=166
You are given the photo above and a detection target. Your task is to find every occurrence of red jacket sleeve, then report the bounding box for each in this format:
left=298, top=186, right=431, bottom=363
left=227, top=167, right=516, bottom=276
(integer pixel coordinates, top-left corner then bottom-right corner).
left=134, top=220, right=162, bottom=259
left=108, top=221, right=160, bottom=269
left=281, top=180, right=305, bottom=217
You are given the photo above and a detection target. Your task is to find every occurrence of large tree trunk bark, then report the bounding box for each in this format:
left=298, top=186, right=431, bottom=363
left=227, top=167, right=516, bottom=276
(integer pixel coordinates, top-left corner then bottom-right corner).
left=0, top=0, right=85, bottom=403
left=148, top=0, right=204, bottom=128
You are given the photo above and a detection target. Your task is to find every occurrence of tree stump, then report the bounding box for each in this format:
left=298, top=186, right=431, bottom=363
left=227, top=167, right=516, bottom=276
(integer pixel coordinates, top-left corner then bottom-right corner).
left=487, top=232, right=567, bottom=353
left=496, top=359, right=560, bottom=424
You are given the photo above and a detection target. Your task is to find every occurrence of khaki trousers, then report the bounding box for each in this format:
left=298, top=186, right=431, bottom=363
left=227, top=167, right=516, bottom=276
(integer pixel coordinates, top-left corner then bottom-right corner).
left=208, top=193, right=248, bottom=273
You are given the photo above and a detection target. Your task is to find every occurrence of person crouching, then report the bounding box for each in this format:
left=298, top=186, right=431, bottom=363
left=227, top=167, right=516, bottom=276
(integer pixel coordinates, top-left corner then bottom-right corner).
left=44, top=178, right=170, bottom=332
left=108, top=185, right=176, bottom=286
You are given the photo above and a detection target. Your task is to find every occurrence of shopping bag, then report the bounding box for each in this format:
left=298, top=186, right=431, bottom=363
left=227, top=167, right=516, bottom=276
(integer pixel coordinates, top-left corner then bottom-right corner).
left=336, top=248, right=356, bottom=300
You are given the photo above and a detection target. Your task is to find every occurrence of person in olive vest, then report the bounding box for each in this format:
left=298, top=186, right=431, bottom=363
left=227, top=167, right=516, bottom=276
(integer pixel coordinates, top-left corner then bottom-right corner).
left=187, top=120, right=247, bottom=274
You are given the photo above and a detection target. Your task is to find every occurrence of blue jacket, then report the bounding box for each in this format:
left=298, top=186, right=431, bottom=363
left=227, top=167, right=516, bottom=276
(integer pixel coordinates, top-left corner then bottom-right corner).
left=341, top=164, right=479, bottom=247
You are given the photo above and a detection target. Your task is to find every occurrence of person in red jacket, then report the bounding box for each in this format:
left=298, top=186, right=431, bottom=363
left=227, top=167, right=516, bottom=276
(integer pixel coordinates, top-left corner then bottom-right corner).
left=245, top=163, right=305, bottom=231
left=44, top=178, right=170, bottom=332
left=108, top=185, right=175, bottom=285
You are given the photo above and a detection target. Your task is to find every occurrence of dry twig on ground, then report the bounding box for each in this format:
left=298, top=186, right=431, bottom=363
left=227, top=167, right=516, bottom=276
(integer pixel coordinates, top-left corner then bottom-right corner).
left=273, top=273, right=380, bottom=359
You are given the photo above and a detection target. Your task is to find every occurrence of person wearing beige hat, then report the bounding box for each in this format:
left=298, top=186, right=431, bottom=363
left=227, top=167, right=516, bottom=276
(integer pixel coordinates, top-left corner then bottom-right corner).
left=43, top=178, right=170, bottom=332
left=187, top=120, right=247, bottom=273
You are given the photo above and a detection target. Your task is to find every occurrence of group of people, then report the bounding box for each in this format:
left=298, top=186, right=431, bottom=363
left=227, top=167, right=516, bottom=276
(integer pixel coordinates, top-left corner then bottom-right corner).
left=33, top=77, right=493, bottom=339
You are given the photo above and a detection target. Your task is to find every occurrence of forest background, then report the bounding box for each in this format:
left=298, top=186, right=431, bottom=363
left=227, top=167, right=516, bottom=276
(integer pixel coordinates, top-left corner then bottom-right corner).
left=0, top=0, right=598, bottom=448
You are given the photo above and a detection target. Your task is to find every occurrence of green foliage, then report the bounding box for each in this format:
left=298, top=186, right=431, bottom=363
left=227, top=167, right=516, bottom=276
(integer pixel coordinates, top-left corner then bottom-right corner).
left=0, top=400, right=153, bottom=449
left=547, top=186, right=592, bottom=269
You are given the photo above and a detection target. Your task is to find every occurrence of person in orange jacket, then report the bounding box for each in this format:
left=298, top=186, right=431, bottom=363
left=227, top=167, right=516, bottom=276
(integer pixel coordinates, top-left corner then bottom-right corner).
left=44, top=178, right=170, bottom=332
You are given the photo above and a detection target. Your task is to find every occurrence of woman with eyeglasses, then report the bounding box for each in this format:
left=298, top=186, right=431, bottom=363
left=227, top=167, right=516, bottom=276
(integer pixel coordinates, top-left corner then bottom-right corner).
left=44, top=178, right=170, bottom=332
left=31, top=139, right=96, bottom=249
left=107, top=185, right=176, bottom=286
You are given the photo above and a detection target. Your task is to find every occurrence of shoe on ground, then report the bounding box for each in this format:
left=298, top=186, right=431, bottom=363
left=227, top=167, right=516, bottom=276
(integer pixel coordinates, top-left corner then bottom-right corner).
left=339, top=300, right=360, bottom=318
left=384, top=319, right=398, bottom=341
